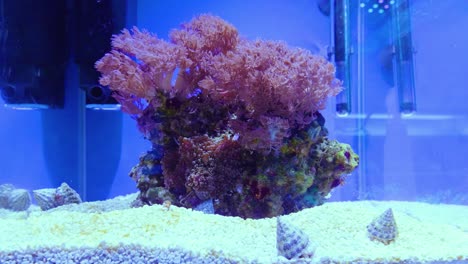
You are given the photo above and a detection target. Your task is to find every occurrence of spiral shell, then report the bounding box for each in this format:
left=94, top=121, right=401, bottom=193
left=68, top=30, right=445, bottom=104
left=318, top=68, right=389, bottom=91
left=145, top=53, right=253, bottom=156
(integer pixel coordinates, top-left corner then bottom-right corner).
left=0, top=184, right=15, bottom=209
left=55, top=182, right=82, bottom=206
left=276, top=217, right=309, bottom=260
left=33, top=188, right=57, bottom=211
left=33, top=183, right=82, bottom=211
left=7, top=189, right=31, bottom=211
left=0, top=185, right=31, bottom=211
left=367, top=208, right=398, bottom=245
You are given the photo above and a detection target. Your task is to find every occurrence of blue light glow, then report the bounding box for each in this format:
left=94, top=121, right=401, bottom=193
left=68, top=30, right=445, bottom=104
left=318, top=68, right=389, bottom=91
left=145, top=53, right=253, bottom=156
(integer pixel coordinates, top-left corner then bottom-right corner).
left=360, top=3, right=366, bottom=8
left=373, top=3, right=378, bottom=8
left=378, top=9, right=384, bottom=14
left=368, top=8, right=374, bottom=13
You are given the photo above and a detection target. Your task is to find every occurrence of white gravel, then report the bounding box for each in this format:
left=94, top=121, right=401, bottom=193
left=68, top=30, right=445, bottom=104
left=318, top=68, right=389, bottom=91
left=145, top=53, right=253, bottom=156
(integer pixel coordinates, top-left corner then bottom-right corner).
left=0, top=194, right=467, bottom=264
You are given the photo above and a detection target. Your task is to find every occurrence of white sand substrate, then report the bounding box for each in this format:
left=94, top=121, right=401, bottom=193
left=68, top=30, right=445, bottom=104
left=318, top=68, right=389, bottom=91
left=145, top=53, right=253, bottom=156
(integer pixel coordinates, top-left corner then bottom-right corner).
left=0, top=194, right=467, bottom=264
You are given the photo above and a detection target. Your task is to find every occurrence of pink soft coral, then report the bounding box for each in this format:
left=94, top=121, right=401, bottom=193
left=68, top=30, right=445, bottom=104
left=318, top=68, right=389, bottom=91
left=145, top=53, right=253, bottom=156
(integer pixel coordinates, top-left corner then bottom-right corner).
left=199, top=40, right=341, bottom=126
left=96, top=14, right=342, bottom=152
left=170, top=14, right=239, bottom=59
left=95, top=28, right=191, bottom=101
left=96, top=15, right=359, bottom=217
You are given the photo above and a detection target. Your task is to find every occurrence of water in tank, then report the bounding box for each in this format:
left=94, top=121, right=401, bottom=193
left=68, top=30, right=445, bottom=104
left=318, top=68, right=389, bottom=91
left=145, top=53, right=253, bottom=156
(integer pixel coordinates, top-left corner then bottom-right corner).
left=0, top=0, right=467, bottom=263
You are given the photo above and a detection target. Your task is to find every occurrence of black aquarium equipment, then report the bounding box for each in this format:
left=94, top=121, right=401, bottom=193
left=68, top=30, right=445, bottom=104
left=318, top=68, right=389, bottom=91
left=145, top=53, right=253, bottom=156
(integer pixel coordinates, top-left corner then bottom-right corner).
left=391, top=0, right=417, bottom=115
left=0, top=0, right=67, bottom=109
left=333, top=0, right=353, bottom=116
left=75, top=0, right=129, bottom=110
left=317, top=0, right=353, bottom=115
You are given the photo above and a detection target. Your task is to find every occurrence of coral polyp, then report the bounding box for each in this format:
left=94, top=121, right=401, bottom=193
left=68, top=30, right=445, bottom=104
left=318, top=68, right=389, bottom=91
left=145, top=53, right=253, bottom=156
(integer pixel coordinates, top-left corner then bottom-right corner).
left=96, top=14, right=359, bottom=218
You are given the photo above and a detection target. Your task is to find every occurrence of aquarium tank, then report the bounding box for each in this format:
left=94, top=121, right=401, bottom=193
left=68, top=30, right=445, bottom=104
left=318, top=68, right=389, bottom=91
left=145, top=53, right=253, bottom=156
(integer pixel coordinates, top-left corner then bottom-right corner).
left=0, top=0, right=467, bottom=263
